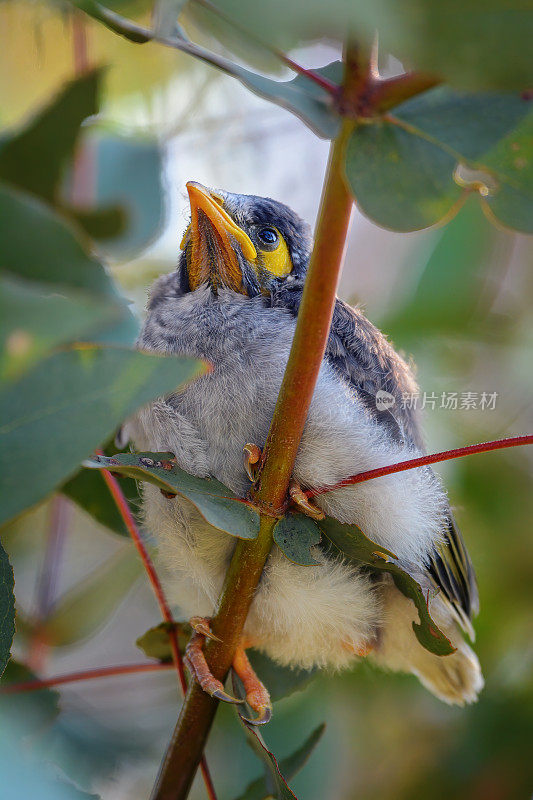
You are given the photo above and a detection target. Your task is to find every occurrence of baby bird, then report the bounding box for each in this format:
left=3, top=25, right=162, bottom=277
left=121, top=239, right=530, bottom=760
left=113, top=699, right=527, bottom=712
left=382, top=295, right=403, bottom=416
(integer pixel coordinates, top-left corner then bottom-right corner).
left=126, top=182, right=483, bottom=719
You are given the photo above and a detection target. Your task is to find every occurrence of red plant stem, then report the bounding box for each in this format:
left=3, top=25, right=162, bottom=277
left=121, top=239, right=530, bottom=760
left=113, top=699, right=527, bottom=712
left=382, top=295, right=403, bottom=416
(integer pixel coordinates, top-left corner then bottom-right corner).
left=99, top=463, right=218, bottom=800
left=1, top=662, right=172, bottom=695
left=306, top=435, right=533, bottom=498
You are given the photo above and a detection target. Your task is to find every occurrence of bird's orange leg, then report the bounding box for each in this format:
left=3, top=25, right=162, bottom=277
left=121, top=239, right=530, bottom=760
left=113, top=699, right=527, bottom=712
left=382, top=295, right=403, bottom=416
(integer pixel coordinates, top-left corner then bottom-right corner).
left=243, top=443, right=324, bottom=520
left=232, top=645, right=272, bottom=726
left=184, top=617, right=241, bottom=704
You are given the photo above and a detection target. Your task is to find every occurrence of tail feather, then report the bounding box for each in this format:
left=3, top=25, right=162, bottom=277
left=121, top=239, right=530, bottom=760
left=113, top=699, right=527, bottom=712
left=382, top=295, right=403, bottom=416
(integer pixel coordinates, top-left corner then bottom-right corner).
left=371, top=577, right=484, bottom=705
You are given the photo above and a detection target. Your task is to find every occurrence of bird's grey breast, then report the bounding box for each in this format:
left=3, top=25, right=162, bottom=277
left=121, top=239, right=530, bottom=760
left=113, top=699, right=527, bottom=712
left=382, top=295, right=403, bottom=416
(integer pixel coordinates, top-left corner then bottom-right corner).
left=138, top=285, right=298, bottom=493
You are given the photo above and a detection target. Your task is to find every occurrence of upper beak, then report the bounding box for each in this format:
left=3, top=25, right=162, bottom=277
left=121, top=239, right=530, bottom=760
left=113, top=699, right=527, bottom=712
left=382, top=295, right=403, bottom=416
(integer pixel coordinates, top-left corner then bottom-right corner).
left=181, top=181, right=256, bottom=292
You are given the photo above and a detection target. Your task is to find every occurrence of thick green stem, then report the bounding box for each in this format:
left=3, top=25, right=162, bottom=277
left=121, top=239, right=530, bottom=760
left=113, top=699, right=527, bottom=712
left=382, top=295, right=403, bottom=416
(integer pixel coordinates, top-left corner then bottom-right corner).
left=150, top=101, right=355, bottom=800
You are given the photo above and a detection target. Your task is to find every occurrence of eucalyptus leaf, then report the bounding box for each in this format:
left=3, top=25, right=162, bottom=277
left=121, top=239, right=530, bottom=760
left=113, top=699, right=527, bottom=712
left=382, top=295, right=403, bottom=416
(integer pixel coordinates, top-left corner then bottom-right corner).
left=235, top=724, right=325, bottom=800
left=345, top=89, right=532, bottom=232
left=39, top=546, right=144, bottom=647
left=247, top=650, right=316, bottom=703
left=84, top=452, right=260, bottom=540
left=0, top=183, right=121, bottom=298
left=0, top=538, right=15, bottom=677
left=71, top=0, right=342, bottom=138
left=136, top=621, right=189, bottom=662
left=236, top=718, right=299, bottom=800
left=318, top=518, right=454, bottom=656
left=62, top=466, right=140, bottom=537
left=0, top=346, right=206, bottom=526
left=212, top=0, right=533, bottom=90
left=382, top=197, right=500, bottom=341
left=0, top=274, right=121, bottom=381
left=0, top=69, right=101, bottom=204
left=88, top=133, right=166, bottom=257
left=273, top=514, right=321, bottom=566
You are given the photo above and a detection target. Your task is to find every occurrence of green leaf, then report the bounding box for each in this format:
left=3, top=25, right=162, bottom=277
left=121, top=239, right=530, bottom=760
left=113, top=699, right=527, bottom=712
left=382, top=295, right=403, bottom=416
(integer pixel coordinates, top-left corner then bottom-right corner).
left=482, top=109, right=533, bottom=233
left=0, top=274, right=121, bottom=381
left=212, top=0, right=533, bottom=91
left=0, top=70, right=101, bottom=204
left=235, top=724, right=326, bottom=800
left=39, top=546, right=144, bottom=646
left=247, top=649, right=316, bottom=703
left=136, top=621, right=189, bottom=662
left=0, top=538, right=15, bottom=677
left=84, top=452, right=261, bottom=540
left=0, top=183, right=121, bottom=298
left=273, top=514, right=321, bottom=566
left=0, top=660, right=60, bottom=733
left=382, top=197, right=500, bottom=341
left=88, top=133, right=166, bottom=256
left=318, top=518, right=455, bottom=656
left=72, top=0, right=341, bottom=139
left=239, top=62, right=341, bottom=140
left=62, top=467, right=140, bottom=538
left=345, top=89, right=532, bottom=232
left=152, top=0, right=188, bottom=35
left=0, top=346, right=206, bottom=526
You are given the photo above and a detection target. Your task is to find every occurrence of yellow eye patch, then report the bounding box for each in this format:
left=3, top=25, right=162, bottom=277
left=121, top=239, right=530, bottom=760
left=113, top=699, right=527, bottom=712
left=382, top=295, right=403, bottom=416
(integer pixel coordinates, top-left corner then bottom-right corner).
left=259, top=232, right=292, bottom=277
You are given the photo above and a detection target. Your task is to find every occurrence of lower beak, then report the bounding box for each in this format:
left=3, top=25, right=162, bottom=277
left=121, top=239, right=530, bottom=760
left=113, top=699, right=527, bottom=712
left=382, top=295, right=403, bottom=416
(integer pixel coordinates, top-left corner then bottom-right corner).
left=182, top=182, right=256, bottom=293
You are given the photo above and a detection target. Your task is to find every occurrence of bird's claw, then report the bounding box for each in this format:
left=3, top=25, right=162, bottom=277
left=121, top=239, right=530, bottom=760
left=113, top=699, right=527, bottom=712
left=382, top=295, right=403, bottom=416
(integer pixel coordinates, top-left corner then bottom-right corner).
left=232, top=646, right=272, bottom=725
left=243, top=443, right=262, bottom=482
left=189, top=616, right=222, bottom=642
left=289, top=479, right=325, bottom=520
left=212, top=688, right=243, bottom=705
left=239, top=705, right=273, bottom=726
left=185, top=617, right=241, bottom=704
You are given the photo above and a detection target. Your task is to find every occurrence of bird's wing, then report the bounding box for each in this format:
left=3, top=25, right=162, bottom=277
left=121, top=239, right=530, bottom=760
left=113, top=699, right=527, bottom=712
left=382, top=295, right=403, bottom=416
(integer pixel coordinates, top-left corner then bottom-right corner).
left=426, top=513, right=479, bottom=639
left=271, top=288, right=480, bottom=636
left=323, top=297, right=425, bottom=448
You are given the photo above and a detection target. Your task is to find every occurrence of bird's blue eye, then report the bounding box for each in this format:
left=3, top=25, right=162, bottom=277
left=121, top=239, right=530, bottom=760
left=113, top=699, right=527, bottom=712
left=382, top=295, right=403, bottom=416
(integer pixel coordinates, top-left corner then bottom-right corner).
left=258, top=227, right=279, bottom=247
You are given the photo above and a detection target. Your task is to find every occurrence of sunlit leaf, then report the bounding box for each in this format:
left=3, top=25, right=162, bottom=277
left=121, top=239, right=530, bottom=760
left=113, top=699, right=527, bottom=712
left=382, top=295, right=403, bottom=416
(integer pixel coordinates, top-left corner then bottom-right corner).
left=273, top=514, right=321, bottom=566
left=235, top=724, right=326, bottom=800
left=39, top=546, right=144, bottom=646
left=84, top=452, right=261, bottom=539
left=318, top=518, right=455, bottom=656
left=0, top=539, right=15, bottom=677
left=0, top=346, right=206, bottom=525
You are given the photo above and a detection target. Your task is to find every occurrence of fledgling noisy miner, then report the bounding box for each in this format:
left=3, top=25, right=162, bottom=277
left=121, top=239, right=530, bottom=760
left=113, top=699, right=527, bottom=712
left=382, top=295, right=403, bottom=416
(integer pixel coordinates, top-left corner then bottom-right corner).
left=126, top=181, right=483, bottom=722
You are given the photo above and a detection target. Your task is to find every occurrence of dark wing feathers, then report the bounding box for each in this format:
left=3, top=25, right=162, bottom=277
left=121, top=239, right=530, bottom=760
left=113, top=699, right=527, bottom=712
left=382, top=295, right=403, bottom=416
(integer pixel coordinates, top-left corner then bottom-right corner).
left=270, top=284, right=479, bottom=636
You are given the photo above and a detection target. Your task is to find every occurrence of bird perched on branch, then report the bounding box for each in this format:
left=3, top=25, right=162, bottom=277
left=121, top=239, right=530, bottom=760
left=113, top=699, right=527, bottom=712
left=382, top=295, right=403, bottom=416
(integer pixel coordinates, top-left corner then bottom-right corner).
left=126, top=181, right=483, bottom=722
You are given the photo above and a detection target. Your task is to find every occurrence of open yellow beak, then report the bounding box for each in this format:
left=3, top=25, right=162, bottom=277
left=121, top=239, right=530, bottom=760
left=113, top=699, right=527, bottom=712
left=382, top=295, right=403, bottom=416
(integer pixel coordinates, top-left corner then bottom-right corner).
left=181, top=182, right=256, bottom=292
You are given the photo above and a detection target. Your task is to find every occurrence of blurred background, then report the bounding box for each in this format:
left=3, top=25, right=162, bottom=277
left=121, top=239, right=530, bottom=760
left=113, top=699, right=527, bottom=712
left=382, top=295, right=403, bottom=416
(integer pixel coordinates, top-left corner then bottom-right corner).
left=1, top=1, right=532, bottom=798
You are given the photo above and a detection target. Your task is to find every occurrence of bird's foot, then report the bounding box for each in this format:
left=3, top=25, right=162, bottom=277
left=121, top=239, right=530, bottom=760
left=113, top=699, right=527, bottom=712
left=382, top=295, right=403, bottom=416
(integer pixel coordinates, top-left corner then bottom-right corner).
left=243, top=443, right=262, bottom=482
left=288, top=479, right=325, bottom=520
left=243, top=443, right=324, bottom=521
left=233, top=646, right=272, bottom=726
left=184, top=617, right=241, bottom=704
